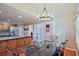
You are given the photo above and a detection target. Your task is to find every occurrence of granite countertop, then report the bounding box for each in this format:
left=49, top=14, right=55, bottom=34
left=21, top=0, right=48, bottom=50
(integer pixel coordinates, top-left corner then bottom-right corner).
left=0, top=35, right=30, bottom=41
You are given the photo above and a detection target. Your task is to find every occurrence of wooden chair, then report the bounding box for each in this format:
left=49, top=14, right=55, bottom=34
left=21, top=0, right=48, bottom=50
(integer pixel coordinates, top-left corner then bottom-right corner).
left=15, top=48, right=25, bottom=56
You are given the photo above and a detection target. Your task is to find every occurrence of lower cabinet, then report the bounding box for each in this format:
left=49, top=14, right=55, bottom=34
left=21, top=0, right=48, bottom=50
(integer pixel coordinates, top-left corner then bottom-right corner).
left=0, top=41, right=7, bottom=53
left=7, top=40, right=17, bottom=49
left=0, top=36, right=32, bottom=56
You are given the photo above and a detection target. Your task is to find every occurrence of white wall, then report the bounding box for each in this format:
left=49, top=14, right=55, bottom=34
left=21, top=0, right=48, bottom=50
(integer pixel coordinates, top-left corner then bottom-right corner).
left=54, top=14, right=77, bottom=50
left=28, top=25, right=33, bottom=36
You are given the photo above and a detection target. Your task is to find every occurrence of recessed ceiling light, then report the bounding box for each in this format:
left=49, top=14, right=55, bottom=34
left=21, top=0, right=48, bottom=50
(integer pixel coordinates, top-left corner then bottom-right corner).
left=8, top=19, right=10, bottom=22
left=18, top=16, right=22, bottom=18
left=0, top=10, right=2, bottom=14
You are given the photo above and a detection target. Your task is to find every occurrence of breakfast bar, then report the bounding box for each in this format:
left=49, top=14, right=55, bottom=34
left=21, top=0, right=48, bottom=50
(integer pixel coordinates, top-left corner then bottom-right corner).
left=0, top=36, right=32, bottom=56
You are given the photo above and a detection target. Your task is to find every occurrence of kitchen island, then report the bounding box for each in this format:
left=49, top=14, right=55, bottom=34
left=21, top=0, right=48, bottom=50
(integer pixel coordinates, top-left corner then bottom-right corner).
left=0, top=36, right=32, bottom=56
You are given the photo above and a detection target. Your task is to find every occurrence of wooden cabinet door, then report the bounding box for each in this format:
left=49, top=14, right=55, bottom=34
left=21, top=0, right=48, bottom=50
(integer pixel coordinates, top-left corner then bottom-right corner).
left=28, top=37, right=32, bottom=45
left=7, top=40, right=17, bottom=49
left=0, top=41, right=7, bottom=53
left=16, top=39, right=24, bottom=48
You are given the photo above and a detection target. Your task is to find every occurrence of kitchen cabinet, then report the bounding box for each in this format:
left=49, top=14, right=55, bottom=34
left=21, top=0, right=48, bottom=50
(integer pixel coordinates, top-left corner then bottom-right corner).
left=0, top=36, right=32, bottom=56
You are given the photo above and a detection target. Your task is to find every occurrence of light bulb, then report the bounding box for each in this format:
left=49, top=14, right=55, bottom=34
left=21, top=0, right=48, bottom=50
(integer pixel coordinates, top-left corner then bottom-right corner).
left=51, top=15, right=54, bottom=18
left=18, top=16, right=22, bottom=18
left=0, top=10, right=2, bottom=14
left=8, top=19, right=10, bottom=22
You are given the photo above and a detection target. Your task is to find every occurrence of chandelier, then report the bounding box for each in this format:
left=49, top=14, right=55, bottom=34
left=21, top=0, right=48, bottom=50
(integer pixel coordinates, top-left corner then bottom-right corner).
left=37, top=4, right=54, bottom=21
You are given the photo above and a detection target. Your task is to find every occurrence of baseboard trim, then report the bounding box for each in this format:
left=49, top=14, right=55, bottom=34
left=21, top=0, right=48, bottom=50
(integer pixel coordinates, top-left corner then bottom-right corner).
left=65, top=47, right=78, bottom=56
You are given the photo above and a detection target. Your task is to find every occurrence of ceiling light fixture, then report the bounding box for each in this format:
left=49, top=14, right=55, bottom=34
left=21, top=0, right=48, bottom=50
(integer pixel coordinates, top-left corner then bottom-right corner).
left=0, top=10, right=2, bottom=14
left=18, top=16, right=22, bottom=19
left=8, top=19, right=10, bottom=22
left=37, top=3, right=54, bottom=21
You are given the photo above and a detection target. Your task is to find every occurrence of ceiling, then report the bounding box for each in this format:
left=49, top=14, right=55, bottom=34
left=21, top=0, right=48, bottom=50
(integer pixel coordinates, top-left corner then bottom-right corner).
left=0, top=3, right=78, bottom=25
left=0, top=3, right=37, bottom=25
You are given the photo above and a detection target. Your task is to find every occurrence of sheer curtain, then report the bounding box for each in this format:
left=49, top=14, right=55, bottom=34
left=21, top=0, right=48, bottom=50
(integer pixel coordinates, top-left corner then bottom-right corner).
left=76, top=10, right=79, bottom=54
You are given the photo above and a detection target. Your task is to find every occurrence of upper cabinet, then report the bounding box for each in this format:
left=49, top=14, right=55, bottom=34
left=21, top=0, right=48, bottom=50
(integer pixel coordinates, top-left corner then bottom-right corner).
left=0, top=23, right=10, bottom=31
